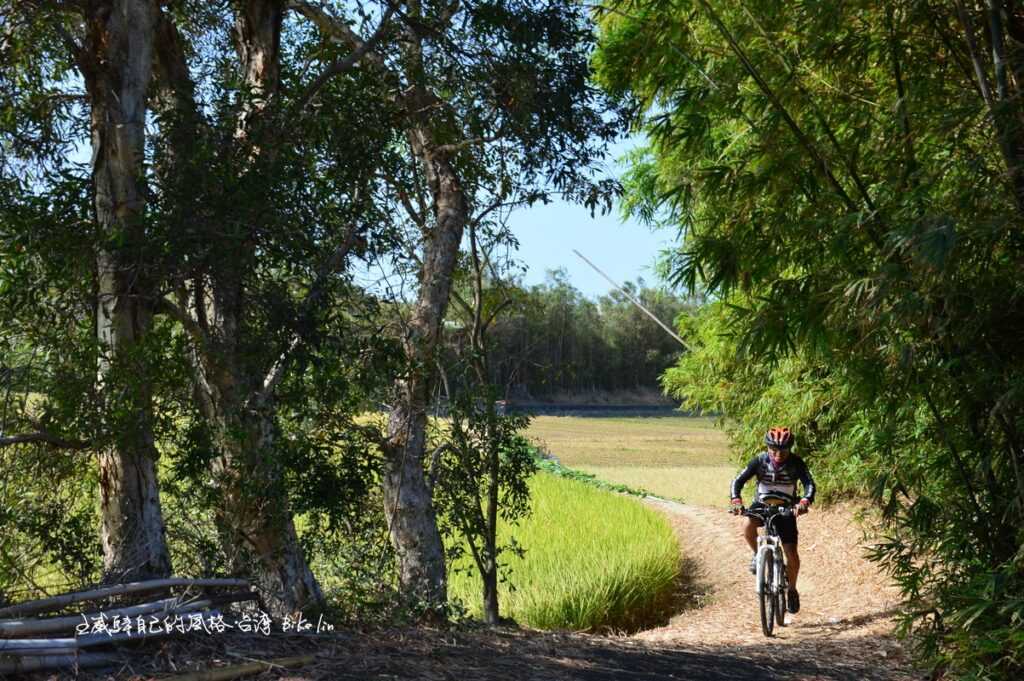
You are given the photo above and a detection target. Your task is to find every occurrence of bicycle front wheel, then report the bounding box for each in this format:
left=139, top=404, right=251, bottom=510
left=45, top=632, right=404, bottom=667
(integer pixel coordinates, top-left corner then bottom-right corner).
left=759, top=552, right=775, bottom=636
left=770, top=561, right=786, bottom=622
left=774, top=555, right=787, bottom=627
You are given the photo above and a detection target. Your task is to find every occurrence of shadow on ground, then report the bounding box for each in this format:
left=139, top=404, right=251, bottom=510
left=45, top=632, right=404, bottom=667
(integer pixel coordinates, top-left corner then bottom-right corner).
left=42, top=623, right=918, bottom=681
left=307, top=625, right=919, bottom=681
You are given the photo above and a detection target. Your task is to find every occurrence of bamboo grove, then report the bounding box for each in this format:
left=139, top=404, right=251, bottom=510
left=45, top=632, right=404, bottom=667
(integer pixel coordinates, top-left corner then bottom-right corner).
left=595, top=0, right=1024, bottom=677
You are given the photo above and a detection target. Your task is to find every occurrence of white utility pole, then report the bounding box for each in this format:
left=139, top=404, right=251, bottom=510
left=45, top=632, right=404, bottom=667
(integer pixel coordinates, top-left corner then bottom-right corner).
left=572, top=249, right=689, bottom=350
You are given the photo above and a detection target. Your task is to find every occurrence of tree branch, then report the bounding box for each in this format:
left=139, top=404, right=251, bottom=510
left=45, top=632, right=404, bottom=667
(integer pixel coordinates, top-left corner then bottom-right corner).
left=249, top=223, right=365, bottom=408
left=989, top=0, right=1012, bottom=103
left=434, top=136, right=500, bottom=154
left=481, top=297, right=514, bottom=336
left=740, top=4, right=877, bottom=213
left=955, top=0, right=996, bottom=109
left=0, top=431, right=89, bottom=450
left=448, top=286, right=475, bottom=319
left=154, top=295, right=208, bottom=349
left=426, top=442, right=452, bottom=493
left=887, top=5, right=917, bottom=189
left=381, top=170, right=426, bottom=227
left=696, top=0, right=872, bottom=238
left=922, top=387, right=988, bottom=542
left=955, top=0, right=1024, bottom=211
left=48, top=13, right=87, bottom=74
left=289, top=2, right=397, bottom=115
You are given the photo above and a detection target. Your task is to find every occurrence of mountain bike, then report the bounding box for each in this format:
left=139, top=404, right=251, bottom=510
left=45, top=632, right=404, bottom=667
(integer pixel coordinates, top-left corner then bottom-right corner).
left=741, top=504, right=794, bottom=637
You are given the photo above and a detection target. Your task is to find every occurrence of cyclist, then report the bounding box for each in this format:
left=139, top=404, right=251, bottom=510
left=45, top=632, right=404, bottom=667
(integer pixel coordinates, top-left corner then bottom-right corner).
left=729, top=426, right=815, bottom=614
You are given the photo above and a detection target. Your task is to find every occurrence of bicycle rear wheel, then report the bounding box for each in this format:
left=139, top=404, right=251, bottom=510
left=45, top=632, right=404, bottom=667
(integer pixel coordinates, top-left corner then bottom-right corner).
left=759, top=552, right=775, bottom=636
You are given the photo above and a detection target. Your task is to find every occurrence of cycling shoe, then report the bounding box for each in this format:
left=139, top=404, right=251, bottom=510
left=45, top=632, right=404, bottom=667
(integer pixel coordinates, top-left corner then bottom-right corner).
left=787, top=588, right=800, bottom=614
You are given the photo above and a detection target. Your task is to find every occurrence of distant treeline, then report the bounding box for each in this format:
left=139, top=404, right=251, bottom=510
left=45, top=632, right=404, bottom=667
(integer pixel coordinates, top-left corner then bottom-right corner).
left=442, top=270, right=697, bottom=400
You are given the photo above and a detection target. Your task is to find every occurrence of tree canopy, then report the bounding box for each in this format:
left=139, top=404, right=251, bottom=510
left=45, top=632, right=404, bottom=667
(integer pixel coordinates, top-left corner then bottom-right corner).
left=0, top=0, right=622, bottom=623
left=596, top=0, right=1024, bottom=676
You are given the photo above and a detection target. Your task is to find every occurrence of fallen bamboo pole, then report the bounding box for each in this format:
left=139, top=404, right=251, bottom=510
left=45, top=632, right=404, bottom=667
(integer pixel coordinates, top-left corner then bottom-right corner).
left=0, top=597, right=214, bottom=638
left=0, top=578, right=250, bottom=618
left=157, top=655, right=316, bottom=681
left=0, top=609, right=227, bottom=654
left=571, top=249, right=690, bottom=350
left=0, top=645, right=77, bottom=655
left=0, top=652, right=119, bottom=674
left=0, top=590, right=259, bottom=638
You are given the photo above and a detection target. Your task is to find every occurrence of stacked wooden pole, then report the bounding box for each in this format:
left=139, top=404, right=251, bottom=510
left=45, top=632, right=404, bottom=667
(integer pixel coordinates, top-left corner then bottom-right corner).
left=0, top=578, right=256, bottom=673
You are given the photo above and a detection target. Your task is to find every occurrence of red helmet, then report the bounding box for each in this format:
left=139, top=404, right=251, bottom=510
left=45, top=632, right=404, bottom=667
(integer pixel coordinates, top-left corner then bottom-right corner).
left=765, top=427, right=794, bottom=449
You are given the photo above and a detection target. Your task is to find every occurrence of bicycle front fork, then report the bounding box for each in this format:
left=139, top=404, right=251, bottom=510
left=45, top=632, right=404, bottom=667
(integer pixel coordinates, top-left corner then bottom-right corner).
left=754, top=544, right=781, bottom=595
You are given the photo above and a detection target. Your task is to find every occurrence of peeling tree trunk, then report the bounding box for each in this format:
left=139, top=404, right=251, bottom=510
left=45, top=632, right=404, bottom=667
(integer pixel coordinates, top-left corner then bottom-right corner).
left=285, top=0, right=458, bottom=613
left=383, top=394, right=448, bottom=610
left=156, top=0, right=323, bottom=616
left=190, top=347, right=324, bottom=615
left=382, top=126, right=467, bottom=612
left=150, top=2, right=322, bottom=615
left=83, top=0, right=172, bottom=582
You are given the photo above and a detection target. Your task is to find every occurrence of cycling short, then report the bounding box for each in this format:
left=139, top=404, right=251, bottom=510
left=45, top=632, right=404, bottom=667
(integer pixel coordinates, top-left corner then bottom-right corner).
left=748, top=501, right=798, bottom=545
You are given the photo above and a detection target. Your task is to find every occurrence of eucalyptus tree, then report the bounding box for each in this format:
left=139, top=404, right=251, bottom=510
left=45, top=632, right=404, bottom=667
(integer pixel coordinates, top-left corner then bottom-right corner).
left=597, top=0, right=1024, bottom=675
left=1, top=0, right=173, bottom=582
left=1, top=0, right=399, bottom=613
left=138, top=1, right=401, bottom=615
left=292, top=0, right=622, bottom=614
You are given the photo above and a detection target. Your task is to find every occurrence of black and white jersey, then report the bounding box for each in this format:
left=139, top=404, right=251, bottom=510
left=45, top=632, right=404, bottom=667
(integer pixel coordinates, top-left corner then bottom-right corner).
left=730, top=452, right=816, bottom=505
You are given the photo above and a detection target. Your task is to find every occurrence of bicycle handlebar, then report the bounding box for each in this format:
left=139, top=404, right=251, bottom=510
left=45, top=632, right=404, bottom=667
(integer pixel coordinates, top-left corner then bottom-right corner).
left=737, top=505, right=796, bottom=519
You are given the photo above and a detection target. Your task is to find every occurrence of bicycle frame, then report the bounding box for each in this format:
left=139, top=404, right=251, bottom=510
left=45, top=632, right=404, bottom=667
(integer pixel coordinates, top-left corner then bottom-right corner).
left=741, top=504, right=793, bottom=636
left=745, top=506, right=791, bottom=595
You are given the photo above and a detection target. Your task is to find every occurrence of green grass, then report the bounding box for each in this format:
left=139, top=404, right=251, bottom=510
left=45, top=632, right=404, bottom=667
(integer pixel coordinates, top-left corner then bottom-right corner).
left=447, top=471, right=680, bottom=632
left=525, top=415, right=736, bottom=507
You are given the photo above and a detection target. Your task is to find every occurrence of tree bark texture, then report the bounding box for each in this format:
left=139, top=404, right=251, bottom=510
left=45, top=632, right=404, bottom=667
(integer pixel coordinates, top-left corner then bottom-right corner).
left=482, top=562, right=499, bottom=624
left=163, top=0, right=322, bottom=616
left=82, top=0, right=172, bottom=582
left=382, top=124, right=468, bottom=610
left=286, top=0, right=456, bottom=612
left=191, top=356, right=324, bottom=616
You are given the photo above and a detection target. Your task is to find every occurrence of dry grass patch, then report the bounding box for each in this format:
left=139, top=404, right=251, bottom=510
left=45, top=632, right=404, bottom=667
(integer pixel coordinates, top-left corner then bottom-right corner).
left=524, top=416, right=736, bottom=507
left=525, top=415, right=731, bottom=468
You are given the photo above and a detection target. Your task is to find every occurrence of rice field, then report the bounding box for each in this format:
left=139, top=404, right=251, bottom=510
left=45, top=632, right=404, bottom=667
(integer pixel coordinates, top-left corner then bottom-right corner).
left=572, top=464, right=736, bottom=507
left=525, top=415, right=737, bottom=507
left=526, top=415, right=727, bottom=467
left=447, top=471, right=680, bottom=632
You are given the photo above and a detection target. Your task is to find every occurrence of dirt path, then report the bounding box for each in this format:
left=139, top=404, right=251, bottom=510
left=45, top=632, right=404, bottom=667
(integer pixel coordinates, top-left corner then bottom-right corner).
left=638, top=497, right=919, bottom=680
left=53, top=500, right=923, bottom=681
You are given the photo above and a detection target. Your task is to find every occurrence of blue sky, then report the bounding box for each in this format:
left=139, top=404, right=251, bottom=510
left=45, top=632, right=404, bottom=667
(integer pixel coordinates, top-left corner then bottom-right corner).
left=355, top=135, right=682, bottom=301
left=507, top=192, right=675, bottom=299
left=505, top=136, right=677, bottom=299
